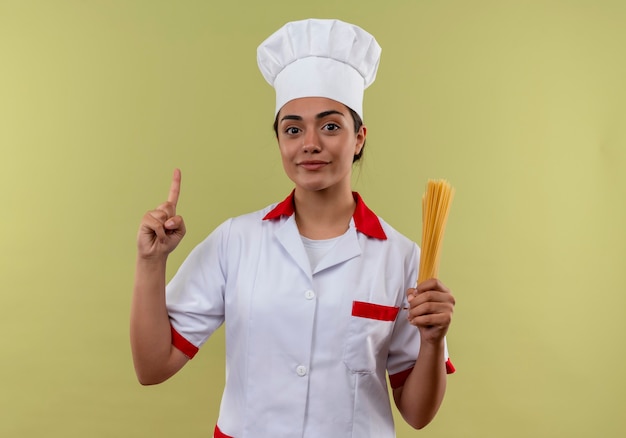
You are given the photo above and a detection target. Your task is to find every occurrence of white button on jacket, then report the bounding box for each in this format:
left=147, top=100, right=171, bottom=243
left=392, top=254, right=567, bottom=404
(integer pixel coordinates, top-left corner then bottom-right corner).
left=296, top=365, right=308, bottom=377
left=166, top=192, right=453, bottom=438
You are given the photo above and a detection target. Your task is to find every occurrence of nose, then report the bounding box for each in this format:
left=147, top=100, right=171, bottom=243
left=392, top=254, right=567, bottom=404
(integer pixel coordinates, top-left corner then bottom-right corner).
left=302, top=130, right=321, bottom=153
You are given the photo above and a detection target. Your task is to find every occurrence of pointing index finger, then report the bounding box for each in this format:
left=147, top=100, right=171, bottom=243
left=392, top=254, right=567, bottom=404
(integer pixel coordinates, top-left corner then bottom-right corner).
left=168, top=168, right=181, bottom=207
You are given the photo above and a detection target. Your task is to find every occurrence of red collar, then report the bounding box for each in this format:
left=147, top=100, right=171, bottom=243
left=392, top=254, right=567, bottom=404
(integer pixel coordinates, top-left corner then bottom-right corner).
left=263, top=191, right=387, bottom=240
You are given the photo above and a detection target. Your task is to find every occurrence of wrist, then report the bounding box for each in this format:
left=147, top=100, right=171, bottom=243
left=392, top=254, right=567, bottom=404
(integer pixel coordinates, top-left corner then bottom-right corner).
left=418, top=338, right=445, bottom=357
left=135, top=254, right=168, bottom=272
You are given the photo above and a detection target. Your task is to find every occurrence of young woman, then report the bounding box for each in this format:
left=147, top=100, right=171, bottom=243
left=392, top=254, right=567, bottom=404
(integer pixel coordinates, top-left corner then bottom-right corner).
left=131, top=18, right=455, bottom=438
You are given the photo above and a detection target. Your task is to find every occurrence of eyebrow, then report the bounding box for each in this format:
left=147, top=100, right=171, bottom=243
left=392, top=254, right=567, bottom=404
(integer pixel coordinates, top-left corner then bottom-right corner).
left=280, top=109, right=345, bottom=123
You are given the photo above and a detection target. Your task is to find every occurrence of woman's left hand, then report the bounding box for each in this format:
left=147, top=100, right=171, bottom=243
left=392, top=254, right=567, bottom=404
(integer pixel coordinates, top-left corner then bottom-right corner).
left=406, top=278, right=455, bottom=345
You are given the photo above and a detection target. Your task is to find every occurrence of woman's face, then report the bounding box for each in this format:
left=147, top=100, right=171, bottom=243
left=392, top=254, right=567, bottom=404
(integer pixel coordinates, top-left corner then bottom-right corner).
left=276, top=97, right=366, bottom=194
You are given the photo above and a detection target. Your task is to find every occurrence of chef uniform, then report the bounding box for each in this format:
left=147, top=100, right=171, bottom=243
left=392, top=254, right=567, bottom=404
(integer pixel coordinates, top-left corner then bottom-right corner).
left=166, top=19, right=454, bottom=438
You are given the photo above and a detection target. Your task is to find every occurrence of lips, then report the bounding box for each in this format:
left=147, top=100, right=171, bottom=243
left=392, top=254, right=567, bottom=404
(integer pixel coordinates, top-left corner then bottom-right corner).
left=298, top=160, right=329, bottom=170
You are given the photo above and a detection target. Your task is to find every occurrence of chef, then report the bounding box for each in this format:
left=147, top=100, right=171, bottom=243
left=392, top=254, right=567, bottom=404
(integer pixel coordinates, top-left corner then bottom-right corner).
left=131, top=18, right=456, bottom=438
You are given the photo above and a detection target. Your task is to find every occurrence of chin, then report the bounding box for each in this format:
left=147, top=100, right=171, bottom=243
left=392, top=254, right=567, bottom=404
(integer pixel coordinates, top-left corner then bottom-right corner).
left=297, top=184, right=328, bottom=193
left=292, top=179, right=332, bottom=192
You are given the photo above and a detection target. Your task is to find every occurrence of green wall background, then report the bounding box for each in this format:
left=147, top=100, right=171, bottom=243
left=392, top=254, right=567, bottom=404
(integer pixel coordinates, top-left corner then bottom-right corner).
left=2, top=0, right=625, bottom=436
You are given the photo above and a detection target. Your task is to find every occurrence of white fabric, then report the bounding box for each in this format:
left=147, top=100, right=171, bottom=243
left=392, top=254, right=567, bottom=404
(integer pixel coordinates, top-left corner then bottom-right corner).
left=166, top=200, right=446, bottom=437
left=301, top=233, right=343, bottom=271
left=257, top=18, right=382, bottom=117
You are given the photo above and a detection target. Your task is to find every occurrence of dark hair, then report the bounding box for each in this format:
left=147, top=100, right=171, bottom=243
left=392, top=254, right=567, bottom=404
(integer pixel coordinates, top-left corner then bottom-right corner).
left=273, top=105, right=366, bottom=163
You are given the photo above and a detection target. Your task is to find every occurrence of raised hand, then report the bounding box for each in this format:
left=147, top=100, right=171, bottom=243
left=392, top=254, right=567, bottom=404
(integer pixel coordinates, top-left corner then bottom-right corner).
left=137, top=169, right=186, bottom=260
left=406, top=278, right=455, bottom=345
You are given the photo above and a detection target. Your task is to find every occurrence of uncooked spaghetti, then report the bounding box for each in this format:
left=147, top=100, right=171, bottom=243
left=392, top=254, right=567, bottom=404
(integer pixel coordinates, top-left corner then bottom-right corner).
left=417, top=179, right=455, bottom=284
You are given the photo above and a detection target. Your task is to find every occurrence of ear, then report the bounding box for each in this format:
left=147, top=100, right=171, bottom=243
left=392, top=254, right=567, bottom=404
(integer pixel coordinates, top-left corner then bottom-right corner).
left=355, top=125, right=367, bottom=155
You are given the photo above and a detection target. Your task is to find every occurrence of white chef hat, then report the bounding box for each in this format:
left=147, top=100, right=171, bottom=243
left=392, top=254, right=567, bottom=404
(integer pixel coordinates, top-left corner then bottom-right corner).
left=257, top=18, right=382, bottom=118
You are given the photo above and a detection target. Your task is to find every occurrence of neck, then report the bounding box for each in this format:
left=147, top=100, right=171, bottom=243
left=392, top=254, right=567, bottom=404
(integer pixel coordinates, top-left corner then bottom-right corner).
left=293, top=185, right=356, bottom=240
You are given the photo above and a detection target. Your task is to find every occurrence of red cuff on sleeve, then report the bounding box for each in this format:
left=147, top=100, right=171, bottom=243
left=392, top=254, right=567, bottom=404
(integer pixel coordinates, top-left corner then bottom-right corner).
left=389, top=359, right=456, bottom=389
left=446, top=358, right=456, bottom=374
left=214, top=424, right=234, bottom=438
left=170, top=325, right=199, bottom=359
left=389, top=367, right=413, bottom=389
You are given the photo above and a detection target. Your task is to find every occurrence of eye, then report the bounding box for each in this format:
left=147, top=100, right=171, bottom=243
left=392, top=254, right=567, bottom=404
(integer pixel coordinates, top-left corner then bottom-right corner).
left=284, top=126, right=301, bottom=135
left=323, top=123, right=340, bottom=132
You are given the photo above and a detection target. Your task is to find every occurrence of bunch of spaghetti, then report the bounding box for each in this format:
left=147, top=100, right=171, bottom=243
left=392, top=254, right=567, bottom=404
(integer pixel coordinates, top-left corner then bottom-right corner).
left=417, top=179, right=455, bottom=284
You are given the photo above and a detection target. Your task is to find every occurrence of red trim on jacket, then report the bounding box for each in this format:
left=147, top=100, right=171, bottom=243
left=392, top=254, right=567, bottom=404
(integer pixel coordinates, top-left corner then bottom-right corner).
left=263, top=190, right=387, bottom=240
left=170, top=324, right=199, bottom=359
left=352, top=301, right=399, bottom=321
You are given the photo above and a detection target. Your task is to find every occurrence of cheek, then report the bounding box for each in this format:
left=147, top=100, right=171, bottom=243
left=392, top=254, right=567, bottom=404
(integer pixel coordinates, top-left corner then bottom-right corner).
left=279, top=138, right=292, bottom=151
left=277, top=142, right=296, bottom=169
left=343, top=138, right=360, bottom=161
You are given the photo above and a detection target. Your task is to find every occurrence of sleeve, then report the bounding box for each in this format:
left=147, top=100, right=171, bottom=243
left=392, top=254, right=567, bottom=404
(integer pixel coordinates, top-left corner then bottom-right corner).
left=386, top=242, right=455, bottom=389
left=165, top=219, right=232, bottom=358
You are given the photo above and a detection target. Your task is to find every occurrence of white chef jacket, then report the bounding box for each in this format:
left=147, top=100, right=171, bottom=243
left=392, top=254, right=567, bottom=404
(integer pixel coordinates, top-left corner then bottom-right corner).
left=166, top=191, right=454, bottom=438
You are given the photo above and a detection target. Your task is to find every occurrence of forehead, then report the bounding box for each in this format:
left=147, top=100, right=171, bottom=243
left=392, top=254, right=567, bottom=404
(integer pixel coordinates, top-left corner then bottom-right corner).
left=278, top=97, right=347, bottom=119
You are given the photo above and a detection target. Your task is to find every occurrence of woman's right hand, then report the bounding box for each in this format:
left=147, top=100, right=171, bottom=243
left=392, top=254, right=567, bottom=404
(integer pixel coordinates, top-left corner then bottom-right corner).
left=137, top=169, right=186, bottom=260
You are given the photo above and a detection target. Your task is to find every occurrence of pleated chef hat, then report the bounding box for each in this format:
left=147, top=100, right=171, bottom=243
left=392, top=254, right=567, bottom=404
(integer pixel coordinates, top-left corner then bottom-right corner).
left=257, top=18, right=382, bottom=118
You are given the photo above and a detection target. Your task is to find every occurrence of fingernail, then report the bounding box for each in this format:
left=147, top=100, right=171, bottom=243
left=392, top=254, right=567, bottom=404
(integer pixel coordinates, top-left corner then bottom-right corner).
left=165, top=220, right=174, bottom=227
